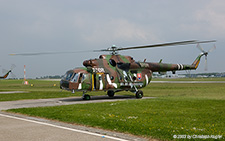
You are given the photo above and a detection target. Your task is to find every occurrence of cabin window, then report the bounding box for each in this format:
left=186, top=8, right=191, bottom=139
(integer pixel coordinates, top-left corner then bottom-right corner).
left=78, top=73, right=83, bottom=83
left=78, top=73, right=86, bottom=83
left=82, top=74, right=86, bottom=81
left=111, top=76, right=114, bottom=80
left=109, top=59, right=116, bottom=67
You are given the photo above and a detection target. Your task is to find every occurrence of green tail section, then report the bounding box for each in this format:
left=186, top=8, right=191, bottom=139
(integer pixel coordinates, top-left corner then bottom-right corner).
left=191, top=53, right=205, bottom=69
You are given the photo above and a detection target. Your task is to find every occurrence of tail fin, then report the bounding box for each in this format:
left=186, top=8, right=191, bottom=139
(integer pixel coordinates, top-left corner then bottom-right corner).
left=191, top=53, right=204, bottom=69
left=0, top=70, right=11, bottom=79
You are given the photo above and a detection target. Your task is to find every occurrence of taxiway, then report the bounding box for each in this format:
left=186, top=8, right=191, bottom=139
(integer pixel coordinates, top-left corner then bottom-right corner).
left=0, top=96, right=152, bottom=141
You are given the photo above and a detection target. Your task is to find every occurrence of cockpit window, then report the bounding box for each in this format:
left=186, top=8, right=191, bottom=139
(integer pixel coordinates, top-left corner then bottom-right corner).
left=63, top=72, right=74, bottom=81
left=71, top=73, right=79, bottom=82
left=63, top=72, right=86, bottom=83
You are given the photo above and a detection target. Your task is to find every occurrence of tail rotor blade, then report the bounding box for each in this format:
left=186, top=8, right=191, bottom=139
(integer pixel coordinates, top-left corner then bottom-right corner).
left=208, top=45, right=216, bottom=53
left=11, top=64, right=16, bottom=70
left=10, top=72, right=16, bottom=78
left=2, top=69, right=8, bottom=74
left=197, top=43, right=205, bottom=53
left=204, top=55, right=208, bottom=71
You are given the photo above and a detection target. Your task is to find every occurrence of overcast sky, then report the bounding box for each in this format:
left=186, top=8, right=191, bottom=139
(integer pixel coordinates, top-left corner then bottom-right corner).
left=0, top=0, right=224, bottom=78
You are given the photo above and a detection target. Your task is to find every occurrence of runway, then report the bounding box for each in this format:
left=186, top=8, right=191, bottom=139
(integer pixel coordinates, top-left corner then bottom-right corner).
left=0, top=91, right=28, bottom=94
left=0, top=95, right=151, bottom=141
left=0, top=113, right=119, bottom=141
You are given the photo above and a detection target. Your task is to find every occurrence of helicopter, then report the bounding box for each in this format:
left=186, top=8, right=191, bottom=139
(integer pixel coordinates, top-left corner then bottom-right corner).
left=0, top=70, right=12, bottom=79
left=0, top=64, right=16, bottom=79
left=10, top=40, right=216, bottom=100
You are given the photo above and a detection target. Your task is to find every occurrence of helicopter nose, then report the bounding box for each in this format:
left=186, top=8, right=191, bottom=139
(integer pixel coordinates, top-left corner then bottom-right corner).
left=60, top=80, right=69, bottom=89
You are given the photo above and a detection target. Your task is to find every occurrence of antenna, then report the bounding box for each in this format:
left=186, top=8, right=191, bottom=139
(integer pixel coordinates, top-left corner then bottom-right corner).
left=24, top=65, right=29, bottom=85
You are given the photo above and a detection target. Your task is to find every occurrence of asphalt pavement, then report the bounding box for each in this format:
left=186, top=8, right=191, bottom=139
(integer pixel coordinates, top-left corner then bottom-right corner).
left=0, top=95, right=151, bottom=141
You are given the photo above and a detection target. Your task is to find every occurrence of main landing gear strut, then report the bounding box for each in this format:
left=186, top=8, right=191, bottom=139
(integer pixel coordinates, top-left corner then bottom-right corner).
left=107, top=89, right=143, bottom=99
left=81, top=89, right=143, bottom=100
left=133, top=85, right=143, bottom=99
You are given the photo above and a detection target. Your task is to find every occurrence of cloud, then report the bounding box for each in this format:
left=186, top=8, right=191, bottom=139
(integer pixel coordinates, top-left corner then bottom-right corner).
left=70, top=12, right=162, bottom=47
left=179, top=1, right=225, bottom=39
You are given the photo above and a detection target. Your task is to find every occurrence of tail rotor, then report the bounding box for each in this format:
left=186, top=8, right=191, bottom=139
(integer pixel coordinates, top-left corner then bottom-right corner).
left=196, top=44, right=216, bottom=71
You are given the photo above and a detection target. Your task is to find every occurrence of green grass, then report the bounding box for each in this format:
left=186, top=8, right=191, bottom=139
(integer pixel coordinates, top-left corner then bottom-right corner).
left=0, top=79, right=75, bottom=101
left=8, top=98, right=224, bottom=140
left=4, top=78, right=225, bottom=140
left=147, top=83, right=225, bottom=100
left=153, top=77, right=225, bottom=81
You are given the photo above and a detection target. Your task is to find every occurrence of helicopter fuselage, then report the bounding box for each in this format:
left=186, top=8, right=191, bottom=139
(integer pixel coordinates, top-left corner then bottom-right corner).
left=60, top=54, right=153, bottom=93
left=60, top=53, right=202, bottom=100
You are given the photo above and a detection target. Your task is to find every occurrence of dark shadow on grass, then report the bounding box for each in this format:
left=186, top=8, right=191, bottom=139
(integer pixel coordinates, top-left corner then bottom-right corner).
left=60, top=95, right=136, bottom=102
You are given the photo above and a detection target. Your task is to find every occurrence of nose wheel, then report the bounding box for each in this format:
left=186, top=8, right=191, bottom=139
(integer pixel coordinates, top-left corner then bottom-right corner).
left=82, top=91, right=91, bottom=100
left=82, top=94, right=91, bottom=100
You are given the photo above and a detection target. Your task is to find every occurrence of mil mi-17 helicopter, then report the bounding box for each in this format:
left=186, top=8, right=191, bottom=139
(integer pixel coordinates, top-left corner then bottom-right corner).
left=10, top=40, right=216, bottom=100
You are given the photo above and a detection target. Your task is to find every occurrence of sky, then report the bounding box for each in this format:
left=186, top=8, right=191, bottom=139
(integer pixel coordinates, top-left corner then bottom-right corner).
left=0, top=0, right=225, bottom=78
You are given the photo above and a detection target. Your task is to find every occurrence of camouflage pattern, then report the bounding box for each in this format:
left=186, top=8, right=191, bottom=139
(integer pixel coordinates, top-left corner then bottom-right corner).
left=0, top=70, right=11, bottom=79
left=60, top=53, right=204, bottom=98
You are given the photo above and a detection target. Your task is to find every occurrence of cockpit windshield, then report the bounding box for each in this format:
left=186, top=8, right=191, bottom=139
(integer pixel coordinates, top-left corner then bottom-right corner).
left=63, top=71, right=74, bottom=81
left=62, top=71, right=87, bottom=82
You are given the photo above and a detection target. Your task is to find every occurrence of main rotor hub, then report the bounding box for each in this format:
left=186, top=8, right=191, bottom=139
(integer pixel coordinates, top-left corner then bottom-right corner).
left=107, top=45, right=120, bottom=55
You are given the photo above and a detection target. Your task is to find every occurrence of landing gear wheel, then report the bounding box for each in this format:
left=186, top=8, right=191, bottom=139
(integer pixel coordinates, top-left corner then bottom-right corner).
left=136, top=90, right=143, bottom=99
left=107, top=90, right=115, bottom=97
left=83, top=94, right=91, bottom=100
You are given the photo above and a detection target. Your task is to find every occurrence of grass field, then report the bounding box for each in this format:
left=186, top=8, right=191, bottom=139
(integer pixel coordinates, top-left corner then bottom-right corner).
left=2, top=78, right=225, bottom=140
left=0, top=79, right=76, bottom=101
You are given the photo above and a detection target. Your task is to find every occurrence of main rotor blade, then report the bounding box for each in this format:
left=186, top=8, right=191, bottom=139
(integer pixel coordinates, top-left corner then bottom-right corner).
left=118, top=40, right=216, bottom=51
left=196, top=43, right=205, bottom=53
left=9, top=50, right=93, bottom=56
left=9, top=40, right=216, bottom=56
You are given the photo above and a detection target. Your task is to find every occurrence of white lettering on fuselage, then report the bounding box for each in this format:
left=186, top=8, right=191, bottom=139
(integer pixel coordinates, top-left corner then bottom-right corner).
left=92, top=68, right=105, bottom=73
left=120, top=82, right=143, bottom=87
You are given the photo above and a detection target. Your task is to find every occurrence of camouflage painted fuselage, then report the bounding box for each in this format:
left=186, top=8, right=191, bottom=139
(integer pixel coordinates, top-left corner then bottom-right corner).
left=60, top=53, right=204, bottom=93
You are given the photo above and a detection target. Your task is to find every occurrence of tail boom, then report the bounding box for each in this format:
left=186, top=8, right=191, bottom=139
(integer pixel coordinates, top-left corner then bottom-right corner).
left=146, top=53, right=205, bottom=72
